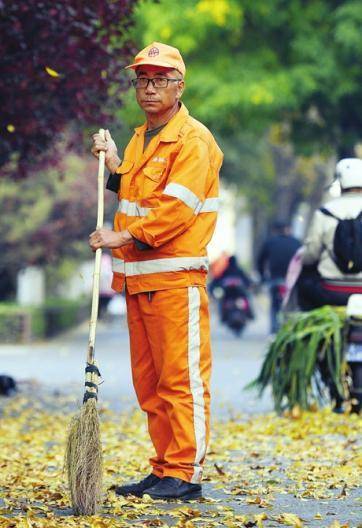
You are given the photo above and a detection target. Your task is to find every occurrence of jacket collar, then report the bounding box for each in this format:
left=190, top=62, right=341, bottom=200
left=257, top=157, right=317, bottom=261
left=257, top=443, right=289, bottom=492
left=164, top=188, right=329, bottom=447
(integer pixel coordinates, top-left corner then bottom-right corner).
left=134, top=103, right=189, bottom=143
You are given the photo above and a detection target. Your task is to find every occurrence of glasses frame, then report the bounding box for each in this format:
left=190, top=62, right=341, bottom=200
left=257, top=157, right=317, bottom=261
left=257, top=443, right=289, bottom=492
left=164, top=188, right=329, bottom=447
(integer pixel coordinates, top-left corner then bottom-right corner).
left=131, top=77, right=182, bottom=89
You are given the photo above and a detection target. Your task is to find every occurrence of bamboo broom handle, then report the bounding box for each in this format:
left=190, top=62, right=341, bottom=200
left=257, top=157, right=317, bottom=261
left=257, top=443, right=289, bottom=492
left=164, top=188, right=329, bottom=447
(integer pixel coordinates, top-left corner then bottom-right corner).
left=87, top=128, right=105, bottom=365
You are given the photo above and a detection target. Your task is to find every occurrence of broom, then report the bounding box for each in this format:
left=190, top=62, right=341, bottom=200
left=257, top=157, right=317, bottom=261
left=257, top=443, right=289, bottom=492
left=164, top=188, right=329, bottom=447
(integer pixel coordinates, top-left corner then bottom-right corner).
left=65, top=128, right=106, bottom=515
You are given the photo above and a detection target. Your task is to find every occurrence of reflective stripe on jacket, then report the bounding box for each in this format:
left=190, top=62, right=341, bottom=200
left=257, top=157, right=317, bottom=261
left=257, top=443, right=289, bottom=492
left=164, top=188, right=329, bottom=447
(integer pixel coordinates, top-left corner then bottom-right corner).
left=111, top=104, right=223, bottom=294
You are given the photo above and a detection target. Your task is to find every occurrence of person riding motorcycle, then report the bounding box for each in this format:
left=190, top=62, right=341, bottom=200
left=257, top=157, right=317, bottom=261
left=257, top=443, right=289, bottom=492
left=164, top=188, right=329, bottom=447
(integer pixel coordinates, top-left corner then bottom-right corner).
left=299, top=157, right=362, bottom=413
left=299, top=158, right=362, bottom=308
left=209, top=255, right=254, bottom=332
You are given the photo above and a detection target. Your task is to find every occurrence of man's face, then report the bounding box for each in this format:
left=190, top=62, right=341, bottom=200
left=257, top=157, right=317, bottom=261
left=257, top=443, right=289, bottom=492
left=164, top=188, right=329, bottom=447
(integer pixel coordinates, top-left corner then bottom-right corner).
left=134, top=65, right=184, bottom=115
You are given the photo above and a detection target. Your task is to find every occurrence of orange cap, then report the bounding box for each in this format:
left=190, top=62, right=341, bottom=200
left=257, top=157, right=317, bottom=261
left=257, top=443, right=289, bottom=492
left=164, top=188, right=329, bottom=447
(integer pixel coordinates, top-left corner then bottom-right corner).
left=125, top=42, right=186, bottom=77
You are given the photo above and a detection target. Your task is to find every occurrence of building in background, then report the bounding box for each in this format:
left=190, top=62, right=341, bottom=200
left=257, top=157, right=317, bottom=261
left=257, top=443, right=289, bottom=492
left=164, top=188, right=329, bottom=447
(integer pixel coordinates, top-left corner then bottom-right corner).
left=208, top=184, right=253, bottom=269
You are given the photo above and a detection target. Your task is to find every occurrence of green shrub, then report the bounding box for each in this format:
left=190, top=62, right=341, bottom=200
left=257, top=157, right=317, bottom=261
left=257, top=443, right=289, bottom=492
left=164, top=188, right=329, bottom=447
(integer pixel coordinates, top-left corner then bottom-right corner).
left=0, top=303, right=30, bottom=343
left=43, top=298, right=90, bottom=337
left=0, top=298, right=89, bottom=342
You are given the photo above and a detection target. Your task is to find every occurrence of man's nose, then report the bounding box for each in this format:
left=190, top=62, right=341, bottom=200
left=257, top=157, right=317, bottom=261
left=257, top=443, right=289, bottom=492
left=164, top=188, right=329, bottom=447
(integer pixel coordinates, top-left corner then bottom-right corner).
left=145, top=80, right=156, bottom=94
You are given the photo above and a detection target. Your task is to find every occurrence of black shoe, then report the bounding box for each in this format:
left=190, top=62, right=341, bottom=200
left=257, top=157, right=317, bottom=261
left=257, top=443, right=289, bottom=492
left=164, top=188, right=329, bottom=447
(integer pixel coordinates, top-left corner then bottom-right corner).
left=114, top=473, right=161, bottom=497
left=145, top=476, right=202, bottom=501
left=332, top=405, right=345, bottom=414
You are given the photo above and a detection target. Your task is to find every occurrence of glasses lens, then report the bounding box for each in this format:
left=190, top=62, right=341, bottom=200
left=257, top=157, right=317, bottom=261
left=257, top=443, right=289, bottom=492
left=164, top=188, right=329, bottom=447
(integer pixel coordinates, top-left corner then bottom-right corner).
left=133, top=78, right=148, bottom=88
left=153, top=78, right=168, bottom=88
left=132, top=78, right=172, bottom=89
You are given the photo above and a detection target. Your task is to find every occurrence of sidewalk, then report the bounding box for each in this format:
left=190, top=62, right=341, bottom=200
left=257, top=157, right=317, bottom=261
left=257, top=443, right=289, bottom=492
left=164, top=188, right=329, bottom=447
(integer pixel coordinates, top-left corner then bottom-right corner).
left=0, top=394, right=361, bottom=527
left=0, top=297, right=361, bottom=527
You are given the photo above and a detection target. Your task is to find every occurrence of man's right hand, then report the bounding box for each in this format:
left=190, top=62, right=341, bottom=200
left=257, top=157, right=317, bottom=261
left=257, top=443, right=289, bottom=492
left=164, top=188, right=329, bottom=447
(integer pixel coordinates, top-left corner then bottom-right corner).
left=91, top=129, right=121, bottom=174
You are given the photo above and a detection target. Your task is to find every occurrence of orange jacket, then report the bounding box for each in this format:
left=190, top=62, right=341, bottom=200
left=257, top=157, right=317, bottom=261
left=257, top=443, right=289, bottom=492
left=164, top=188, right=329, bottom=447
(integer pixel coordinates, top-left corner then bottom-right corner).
left=111, top=103, right=223, bottom=294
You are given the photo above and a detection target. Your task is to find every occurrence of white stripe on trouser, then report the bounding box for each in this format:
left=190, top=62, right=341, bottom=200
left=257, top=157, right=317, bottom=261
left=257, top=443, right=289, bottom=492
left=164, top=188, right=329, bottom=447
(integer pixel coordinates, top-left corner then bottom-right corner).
left=187, top=286, right=207, bottom=484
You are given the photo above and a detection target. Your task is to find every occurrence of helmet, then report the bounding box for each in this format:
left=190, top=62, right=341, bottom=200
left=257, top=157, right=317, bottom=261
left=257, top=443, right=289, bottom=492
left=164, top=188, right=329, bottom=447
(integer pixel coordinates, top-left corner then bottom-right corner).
left=336, top=158, right=362, bottom=189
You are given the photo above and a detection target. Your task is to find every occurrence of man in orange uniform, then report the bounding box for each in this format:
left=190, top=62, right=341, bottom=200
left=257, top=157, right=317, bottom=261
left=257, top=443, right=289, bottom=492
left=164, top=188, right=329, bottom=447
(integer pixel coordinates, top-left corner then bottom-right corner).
left=90, top=42, right=223, bottom=500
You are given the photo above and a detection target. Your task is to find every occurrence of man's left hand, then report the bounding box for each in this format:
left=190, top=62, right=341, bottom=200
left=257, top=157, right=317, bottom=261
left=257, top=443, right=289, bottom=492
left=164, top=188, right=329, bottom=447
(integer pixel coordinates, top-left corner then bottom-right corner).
left=89, top=228, right=133, bottom=251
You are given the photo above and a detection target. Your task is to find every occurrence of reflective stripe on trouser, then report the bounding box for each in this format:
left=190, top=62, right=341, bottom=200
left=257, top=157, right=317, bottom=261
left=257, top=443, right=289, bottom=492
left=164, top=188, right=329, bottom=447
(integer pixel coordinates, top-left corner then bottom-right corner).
left=126, top=286, right=211, bottom=483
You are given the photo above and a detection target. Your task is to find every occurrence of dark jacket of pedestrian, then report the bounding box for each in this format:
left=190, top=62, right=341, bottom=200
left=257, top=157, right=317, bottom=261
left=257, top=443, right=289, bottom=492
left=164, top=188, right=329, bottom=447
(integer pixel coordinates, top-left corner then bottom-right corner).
left=257, top=229, right=301, bottom=281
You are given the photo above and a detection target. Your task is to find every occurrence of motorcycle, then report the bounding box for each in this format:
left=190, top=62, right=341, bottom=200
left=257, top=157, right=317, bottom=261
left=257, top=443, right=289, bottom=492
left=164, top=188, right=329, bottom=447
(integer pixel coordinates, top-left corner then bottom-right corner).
left=216, top=277, right=253, bottom=336
left=345, top=295, right=362, bottom=413
left=282, top=252, right=362, bottom=412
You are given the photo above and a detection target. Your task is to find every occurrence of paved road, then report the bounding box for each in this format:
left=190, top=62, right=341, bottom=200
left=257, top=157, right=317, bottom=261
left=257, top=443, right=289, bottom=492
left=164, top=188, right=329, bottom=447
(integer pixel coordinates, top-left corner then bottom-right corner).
left=0, top=294, right=272, bottom=415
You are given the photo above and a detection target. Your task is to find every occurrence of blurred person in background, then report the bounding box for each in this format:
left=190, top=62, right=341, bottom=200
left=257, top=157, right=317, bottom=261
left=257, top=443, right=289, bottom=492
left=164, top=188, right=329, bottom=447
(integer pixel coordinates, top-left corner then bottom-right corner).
left=210, top=255, right=253, bottom=293
left=209, top=255, right=254, bottom=334
left=298, top=158, right=362, bottom=413
left=209, top=251, right=229, bottom=282
left=299, top=158, right=362, bottom=308
left=90, top=42, right=223, bottom=500
left=257, top=221, right=301, bottom=333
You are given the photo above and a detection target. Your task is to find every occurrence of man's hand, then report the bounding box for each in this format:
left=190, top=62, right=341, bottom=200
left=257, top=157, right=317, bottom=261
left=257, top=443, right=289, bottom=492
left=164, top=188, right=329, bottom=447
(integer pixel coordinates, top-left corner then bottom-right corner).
left=89, top=228, right=133, bottom=251
left=91, top=129, right=121, bottom=174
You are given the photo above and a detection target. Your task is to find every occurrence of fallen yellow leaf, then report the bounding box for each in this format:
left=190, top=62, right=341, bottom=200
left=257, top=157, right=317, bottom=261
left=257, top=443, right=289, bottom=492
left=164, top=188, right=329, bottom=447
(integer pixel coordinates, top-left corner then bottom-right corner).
left=45, top=66, right=60, bottom=77
left=277, top=512, right=303, bottom=527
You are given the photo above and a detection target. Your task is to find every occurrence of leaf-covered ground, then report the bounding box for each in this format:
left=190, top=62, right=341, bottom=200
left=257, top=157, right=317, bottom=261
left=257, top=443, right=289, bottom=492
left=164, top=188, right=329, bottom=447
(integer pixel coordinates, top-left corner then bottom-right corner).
left=0, top=394, right=361, bottom=528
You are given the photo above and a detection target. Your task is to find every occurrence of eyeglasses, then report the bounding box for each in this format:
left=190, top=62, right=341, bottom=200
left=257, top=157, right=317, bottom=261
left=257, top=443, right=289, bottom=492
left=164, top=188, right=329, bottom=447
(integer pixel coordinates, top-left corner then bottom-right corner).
left=131, top=77, right=181, bottom=89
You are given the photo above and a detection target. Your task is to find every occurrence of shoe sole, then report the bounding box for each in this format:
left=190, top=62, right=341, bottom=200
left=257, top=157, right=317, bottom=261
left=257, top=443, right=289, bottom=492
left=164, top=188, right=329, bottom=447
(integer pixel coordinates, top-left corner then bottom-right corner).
left=115, top=491, right=143, bottom=497
left=146, top=490, right=202, bottom=501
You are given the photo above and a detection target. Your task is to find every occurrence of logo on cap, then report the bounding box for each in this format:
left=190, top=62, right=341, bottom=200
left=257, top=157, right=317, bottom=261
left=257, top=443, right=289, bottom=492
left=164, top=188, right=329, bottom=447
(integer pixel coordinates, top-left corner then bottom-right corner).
left=148, top=47, right=160, bottom=57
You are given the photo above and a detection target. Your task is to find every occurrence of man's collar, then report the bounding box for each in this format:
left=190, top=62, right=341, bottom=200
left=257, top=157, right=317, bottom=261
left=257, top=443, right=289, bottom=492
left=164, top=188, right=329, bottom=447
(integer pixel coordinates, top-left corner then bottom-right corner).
left=134, top=103, right=189, bottom=142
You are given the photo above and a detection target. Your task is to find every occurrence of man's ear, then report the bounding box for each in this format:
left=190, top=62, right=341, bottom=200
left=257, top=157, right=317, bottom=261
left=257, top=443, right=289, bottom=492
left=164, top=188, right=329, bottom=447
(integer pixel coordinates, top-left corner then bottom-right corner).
left=176, top=80, right=185, bottom=100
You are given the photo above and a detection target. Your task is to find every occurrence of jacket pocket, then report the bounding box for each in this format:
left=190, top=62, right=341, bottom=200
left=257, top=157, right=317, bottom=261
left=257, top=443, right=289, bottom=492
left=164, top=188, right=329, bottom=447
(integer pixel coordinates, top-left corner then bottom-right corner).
left=143, top=166, right=164, bottom=181
left=142, top=166, right=165, bottom=197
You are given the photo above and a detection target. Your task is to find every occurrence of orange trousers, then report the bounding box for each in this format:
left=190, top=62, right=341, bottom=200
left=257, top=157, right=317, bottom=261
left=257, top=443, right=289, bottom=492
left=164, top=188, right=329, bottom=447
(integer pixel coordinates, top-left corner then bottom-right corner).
left=126, top=286, right=211, bottom=483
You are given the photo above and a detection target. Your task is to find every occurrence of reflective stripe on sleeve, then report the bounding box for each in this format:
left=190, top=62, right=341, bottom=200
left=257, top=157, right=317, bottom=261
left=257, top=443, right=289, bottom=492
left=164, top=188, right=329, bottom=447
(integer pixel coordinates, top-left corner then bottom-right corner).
left=163, top=182, right=202, bottom=213
left=118, top=199, right=151, bottom=217
left=199, top=197, right=220, bottom=213
left=118, top=196, right=218, bottom=216
left=118, top=200, right=129, bottom=215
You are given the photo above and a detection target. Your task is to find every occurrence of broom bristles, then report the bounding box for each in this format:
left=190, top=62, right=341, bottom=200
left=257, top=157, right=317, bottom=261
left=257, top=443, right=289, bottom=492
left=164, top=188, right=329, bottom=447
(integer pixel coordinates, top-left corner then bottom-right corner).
left=65, top=398, right=102, bottom=515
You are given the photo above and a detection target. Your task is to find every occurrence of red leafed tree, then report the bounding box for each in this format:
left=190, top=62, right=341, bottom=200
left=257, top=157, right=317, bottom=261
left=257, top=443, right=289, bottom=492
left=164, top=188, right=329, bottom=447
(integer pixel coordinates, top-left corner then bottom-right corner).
left=0, top=0, right=136, bottom=177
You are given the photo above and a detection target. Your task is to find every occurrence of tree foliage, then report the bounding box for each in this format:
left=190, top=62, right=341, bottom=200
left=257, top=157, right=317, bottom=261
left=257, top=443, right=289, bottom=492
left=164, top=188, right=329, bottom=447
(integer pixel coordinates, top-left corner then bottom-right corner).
left=116, top=0, right=361, bottom=232
left=0, top=0, right=136, bottom=178
left=0, top=151, right=117, bottom=297
left=131, top=0, right=362, bottom=156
